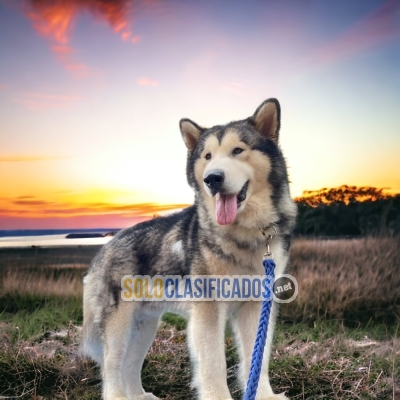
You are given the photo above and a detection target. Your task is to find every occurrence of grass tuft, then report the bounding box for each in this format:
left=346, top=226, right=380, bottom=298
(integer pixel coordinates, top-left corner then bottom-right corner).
left=0, top=293, right=82, bottom=341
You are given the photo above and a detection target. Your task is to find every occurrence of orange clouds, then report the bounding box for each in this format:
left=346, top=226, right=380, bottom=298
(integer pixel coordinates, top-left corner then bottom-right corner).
left=23, top=0, right=139, bottom=77
left=2, top=195, right=187, bottom=215
left=49, top=43, right=95, bottom=78
left=0, top=214, right=149, bottom=230
left=25, top=0, right=135, bottom=43
left=0, top=195, right=188, bottom=229
left=13, top=199, right=53, bottom=206
left=27, top=2, right=75, bottom=44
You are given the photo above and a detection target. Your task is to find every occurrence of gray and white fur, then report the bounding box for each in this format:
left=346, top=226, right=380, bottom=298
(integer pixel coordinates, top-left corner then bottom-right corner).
left=81, top=98, right=297, bottom=400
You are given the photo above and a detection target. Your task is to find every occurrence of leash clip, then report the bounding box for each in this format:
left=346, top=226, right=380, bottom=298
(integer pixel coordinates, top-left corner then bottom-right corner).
left=261, top=224, right=277, bottom=260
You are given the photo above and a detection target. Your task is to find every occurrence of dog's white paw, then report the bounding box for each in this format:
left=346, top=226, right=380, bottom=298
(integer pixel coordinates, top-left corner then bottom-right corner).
left=132, top=393, right=160, bottom=400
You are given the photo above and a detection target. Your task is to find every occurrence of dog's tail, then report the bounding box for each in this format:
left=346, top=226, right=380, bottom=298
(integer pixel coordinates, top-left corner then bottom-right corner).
left=80, top=272, right=104, bottom=367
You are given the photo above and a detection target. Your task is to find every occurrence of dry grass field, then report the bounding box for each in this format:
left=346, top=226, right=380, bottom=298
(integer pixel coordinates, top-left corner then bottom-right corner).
left=283, top=237, right=400, bottom=324
left=0, top=238, right=399, bottom=399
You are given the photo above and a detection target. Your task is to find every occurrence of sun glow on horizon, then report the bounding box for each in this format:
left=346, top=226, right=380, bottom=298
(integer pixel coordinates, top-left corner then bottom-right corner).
left=0, top=0, right=399, bottom=229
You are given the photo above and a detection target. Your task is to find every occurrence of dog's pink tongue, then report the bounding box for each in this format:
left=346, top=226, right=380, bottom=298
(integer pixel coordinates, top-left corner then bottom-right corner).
left=216, top=194, right=237, bottom=225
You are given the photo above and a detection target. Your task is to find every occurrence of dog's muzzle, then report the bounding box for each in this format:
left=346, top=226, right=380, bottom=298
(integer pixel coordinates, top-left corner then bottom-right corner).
left=203, top=168, right=250, bottom=225
left=204, top=169, right=249, bottom=208
left=203, top=169, right=225, bottom=196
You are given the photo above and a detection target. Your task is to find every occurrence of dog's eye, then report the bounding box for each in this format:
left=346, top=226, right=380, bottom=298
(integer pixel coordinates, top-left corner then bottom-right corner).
left=205, top=153, right=211, bottom=160
left=232, top=147, right=244, bottom=155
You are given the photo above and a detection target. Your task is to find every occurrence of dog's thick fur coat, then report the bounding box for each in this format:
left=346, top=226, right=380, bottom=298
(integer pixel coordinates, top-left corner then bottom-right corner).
left=81, top=98, right=297, bottom=400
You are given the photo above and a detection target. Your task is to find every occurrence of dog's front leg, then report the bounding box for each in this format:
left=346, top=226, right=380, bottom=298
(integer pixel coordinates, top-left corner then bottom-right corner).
left=233, top=301, right=288, bottom=400
left=187, top=302, right=232, bottom=400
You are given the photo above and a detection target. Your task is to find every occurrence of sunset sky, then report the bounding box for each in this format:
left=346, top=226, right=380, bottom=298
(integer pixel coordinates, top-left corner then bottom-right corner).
left=0, top=0, right=399, bottom=229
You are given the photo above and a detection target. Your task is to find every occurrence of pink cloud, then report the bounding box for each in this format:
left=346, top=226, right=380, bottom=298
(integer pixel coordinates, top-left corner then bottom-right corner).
left=13, top=92, right=84, bottom=111
left=137, top=77, right=158, bottom=86
left=131, top=35, right=140, bottom=43
left=22, top=0, right=141, bottom=77
left=121, top=31, right=131, bottom=40
left=52, top=44, right=75, bottom=62
left=64, top=63, right=93, bottom=78
left=24, top=0, right=136, bottom=44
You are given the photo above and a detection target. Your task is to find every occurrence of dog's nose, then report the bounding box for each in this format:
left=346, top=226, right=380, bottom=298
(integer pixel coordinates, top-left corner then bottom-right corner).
left=203, top=170, right=224, bottom=190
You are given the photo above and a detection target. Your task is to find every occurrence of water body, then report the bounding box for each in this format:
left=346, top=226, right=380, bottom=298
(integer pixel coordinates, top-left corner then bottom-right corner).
left=0, top=229, right=120, bottom=238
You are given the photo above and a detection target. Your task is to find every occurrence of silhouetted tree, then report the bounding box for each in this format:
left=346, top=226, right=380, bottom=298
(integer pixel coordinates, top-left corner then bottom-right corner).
left=294, top=186, right=400, bottom=237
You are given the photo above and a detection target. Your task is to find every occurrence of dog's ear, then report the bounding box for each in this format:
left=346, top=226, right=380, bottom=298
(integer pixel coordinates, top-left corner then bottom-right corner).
left=251, top=98, right=281, bottom=142
left=180, top=119, right=204, bottom=151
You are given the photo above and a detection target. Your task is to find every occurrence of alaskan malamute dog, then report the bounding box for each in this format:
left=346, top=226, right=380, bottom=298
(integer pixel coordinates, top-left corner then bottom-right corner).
left=81, top=98, right=297, bottom=400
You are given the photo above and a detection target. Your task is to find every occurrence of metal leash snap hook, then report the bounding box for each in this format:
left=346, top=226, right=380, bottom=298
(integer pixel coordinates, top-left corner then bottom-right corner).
left=261, top=224, right=277, bottom=259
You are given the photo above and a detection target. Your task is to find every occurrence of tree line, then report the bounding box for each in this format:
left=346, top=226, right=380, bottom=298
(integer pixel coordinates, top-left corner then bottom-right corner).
left=293, top=185, right=400, bottom=237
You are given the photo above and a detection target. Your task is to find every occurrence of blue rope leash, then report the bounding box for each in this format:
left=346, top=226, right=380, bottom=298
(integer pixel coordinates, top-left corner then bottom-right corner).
left=243, top=258, right=275, bottom=400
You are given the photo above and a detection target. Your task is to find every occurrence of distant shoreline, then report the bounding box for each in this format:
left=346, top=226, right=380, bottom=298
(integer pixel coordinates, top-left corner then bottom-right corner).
left=0, top=228, right=121, bottom=238
left=0, top=231, right=115, bottom=248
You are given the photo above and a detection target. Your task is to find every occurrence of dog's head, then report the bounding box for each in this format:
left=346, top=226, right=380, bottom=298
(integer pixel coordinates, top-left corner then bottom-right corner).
left=180, top=98, right=294, bottom=230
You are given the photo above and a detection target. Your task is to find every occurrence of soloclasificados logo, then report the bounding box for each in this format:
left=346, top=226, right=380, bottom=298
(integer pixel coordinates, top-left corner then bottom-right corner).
left=121, top=275, right=298, bottom=303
